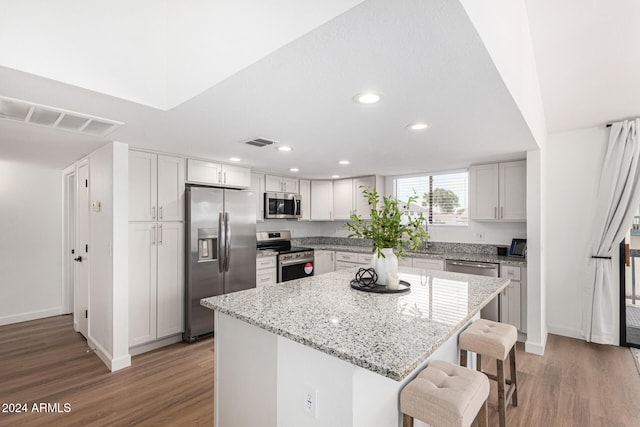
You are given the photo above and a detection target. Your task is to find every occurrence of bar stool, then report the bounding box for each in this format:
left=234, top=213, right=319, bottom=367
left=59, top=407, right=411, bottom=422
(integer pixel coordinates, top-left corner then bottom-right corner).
left=459, top=319, right=518, bottom=427
left=400, top=360, right=489, bottom=427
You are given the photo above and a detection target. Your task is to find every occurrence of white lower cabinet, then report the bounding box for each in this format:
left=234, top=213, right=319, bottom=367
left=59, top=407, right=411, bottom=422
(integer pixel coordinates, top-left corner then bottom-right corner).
left=129, top=222, right=184, bottom=347
left=500, top=265, right=526, bottom=333
left=256, top=256, right=277, bottom=287
left=314, top=250, right=335, bottom=275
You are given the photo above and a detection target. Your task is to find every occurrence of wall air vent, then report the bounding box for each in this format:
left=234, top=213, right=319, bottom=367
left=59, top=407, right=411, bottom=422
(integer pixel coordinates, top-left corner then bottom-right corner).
left=244, top=137, right=278, bottom=148
left=0, top=96, right=123, bottom=137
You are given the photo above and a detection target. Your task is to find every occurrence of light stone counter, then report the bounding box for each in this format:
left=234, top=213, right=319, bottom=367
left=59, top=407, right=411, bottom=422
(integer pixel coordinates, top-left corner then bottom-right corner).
left=202, top=267, right=510, bottom=381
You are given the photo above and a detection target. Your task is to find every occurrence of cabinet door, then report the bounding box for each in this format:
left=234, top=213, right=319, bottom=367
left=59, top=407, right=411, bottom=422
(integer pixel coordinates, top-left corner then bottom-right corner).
left=256, top=269, right=277, bottom=287
left=299, top=179, right=311, bottom=221
left=333, top=179, right=354, bottom=220
left=310, top=181, right=333, bottom=220
left=335, top=260, right=359, bottom=271
left=500, top=281, right=521, bottom=331
left=282, top=177, right=299, bottom=194
left=499, top=161, right=526, bottom=221
left=469, top=164, right=499, bottom=220
left=265, top=175, right=283, bottom=192
left=222, top=164, right=251, bottom=188
left=156, top=222, right=184, bottom=339
left=251, top=173, right=265, bottom=222
left=314, top=250, right=335, bottom=275
left=186, top=159, right=221, bottom=185
left=157, top=155, right=185, bottom=221
left=129, top=151, right=157, bottom=221
left=128, top=223, right=157, bottom=346
left=353, top=176, right=375, bottom=220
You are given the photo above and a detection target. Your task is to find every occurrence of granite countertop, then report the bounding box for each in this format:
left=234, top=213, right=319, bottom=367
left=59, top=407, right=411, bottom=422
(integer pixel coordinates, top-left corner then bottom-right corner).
left=201, top=267, right=510, bottom=381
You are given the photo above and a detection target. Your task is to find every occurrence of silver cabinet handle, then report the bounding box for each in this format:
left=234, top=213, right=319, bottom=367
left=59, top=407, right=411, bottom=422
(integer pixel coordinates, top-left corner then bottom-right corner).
left=158, top=224, right=163, bottom=245
left=152, top=206, right=156, bottom=220
left=224, top=171, right=227, bottom=184
left=151, top=225, right=156, bottom=246
left=218, top=171, right=222, bottom=183
left=159, top=206, right=163, bottom=220
left=500, top=206, right=504, bottom=219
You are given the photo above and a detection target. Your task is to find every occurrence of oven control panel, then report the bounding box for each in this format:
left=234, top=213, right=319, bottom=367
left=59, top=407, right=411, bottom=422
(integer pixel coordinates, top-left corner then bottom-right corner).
left=279, top=251, right=314, bottom=261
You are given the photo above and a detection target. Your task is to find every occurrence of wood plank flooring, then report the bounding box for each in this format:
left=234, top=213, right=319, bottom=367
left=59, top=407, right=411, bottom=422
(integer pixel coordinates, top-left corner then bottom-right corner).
left=0, top=315, right=213, bottom=426
left=1, top=315, right=639, bottom=426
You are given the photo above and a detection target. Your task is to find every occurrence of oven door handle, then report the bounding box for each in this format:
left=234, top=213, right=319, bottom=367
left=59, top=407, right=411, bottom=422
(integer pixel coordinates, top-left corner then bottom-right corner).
left=279, top=258, right=314, bottom=266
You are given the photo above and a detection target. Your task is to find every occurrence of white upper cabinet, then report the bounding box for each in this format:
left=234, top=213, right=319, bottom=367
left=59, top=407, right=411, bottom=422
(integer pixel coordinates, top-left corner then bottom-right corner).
left=469, top=161, right=526, bottom=221
left=186, top=158, right=250, bottom=189
left=310, top=180, right=333, bottom=220
left=332, top=179, right=354, bottom=220
left=299, top=179, right=311, bottom=221
left=129, top=151, right=185, bottom=222
left=353, top=176, right=376, bottom=220
left=265, top=175, right=299, bottom=193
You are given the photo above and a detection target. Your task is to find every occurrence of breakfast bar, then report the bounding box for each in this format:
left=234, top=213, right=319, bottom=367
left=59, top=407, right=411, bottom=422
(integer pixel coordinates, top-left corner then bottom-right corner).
left=202, top=267, right=510, bottom=427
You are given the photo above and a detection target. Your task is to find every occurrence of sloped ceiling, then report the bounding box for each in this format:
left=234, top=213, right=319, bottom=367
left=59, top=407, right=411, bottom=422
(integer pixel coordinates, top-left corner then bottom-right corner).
left=0, top=0, right=536, bottom=176
left=526, top=0, right=640, bottom=133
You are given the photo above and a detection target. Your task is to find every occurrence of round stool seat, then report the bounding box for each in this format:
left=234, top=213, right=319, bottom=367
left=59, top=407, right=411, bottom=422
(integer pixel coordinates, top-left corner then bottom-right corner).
left=400, top=360, right=489, bottom=427
left=459, top=318, right=517, bottom=360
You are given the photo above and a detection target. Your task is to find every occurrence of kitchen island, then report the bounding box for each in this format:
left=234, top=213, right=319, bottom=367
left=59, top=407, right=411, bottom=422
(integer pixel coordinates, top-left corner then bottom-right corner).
left=202, top=267, right=510, bottom=427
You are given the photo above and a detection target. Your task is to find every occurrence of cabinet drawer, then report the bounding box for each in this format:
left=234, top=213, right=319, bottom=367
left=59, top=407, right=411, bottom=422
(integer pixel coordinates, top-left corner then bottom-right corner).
left=358, top=253, right=373, bottom=264
left=256, top=256, right=277, bottom=270
left=501, top=265, right=521, bottom=281
left=412, top=258, right=444, bottom=271
left=256, top=270, right=277, bottom=287
left=336, top=252, right=358, bottom=262
left=335, top=260, right=359, bottom=270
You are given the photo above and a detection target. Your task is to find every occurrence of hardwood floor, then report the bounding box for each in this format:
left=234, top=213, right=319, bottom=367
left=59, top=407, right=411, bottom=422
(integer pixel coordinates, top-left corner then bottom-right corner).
left=0, top=315, right=213, bottom=426
left=1, top=316, right=639, bottom=426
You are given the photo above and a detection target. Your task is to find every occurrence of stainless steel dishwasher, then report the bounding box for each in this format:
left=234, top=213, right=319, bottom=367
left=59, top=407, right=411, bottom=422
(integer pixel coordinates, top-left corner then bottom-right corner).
left=445, top=259, right=501, bottom=322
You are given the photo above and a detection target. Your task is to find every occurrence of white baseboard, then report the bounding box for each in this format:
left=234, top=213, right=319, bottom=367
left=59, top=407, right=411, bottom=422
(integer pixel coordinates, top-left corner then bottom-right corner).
left=547, top=324, right=583, bottom=340
left=0, top=307, right=63, bottom=326
left=129, top=334, right=183, bottom=356
left=86, top=337, right=131, bottom=372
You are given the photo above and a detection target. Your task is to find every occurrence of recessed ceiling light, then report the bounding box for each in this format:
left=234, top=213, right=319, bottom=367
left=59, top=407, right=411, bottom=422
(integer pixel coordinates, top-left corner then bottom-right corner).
left=352, top=92, right=381, bottom=104
left=332, top=175, right=340, bottom=178
left=338, top=160, right=350, bottom=165
left=289, top=168, right=299, bottom=172
left=278, top=146, right=292, bottom=152
left=229, top=157, right=241, bottom=162
left=407, top=122, right=431, bottom=131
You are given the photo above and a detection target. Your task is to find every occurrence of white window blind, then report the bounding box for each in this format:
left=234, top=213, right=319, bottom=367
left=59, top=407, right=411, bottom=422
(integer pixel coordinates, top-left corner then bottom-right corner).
left=396, top=170, right=468, bottom=226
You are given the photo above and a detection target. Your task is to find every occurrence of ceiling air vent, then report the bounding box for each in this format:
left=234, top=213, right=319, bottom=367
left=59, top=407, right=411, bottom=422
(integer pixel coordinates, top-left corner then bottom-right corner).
left=244, top=137, right=277, bottom=148
left=0, top=96, right=123, bottom=137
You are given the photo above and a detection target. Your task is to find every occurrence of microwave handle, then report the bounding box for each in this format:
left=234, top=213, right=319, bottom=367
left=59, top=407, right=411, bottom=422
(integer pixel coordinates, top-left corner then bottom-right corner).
left=295, top=199, right=301, bottom=216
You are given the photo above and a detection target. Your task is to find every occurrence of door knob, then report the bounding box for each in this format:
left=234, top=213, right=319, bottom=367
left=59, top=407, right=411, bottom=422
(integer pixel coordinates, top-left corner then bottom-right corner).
left=74, top=256, right=83, bottom=262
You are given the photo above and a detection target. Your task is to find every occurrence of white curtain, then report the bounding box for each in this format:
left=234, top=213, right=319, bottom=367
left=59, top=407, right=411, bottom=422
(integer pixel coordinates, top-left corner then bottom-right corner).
left=583, top=119, right=640, bottom=344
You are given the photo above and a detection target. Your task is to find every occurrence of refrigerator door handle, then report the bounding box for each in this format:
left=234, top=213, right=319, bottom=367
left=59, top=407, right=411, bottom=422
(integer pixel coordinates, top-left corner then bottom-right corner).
left=224, top=212, right=231, bottom=272
left=218, top=212, right=225, bottom=273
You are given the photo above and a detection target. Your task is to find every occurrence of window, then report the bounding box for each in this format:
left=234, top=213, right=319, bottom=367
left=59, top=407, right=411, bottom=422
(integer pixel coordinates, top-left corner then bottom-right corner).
left=395, top=170, right=468, bottom=226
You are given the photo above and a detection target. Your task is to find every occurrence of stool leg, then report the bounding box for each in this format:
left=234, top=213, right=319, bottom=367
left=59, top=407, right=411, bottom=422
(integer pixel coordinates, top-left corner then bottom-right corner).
left=402, top=413, right=413, bottom=427
left=509, top=346, right=518, bottom=406
left=460, top=348, right=467, bottom=367
left=475, top=399, right=488, bottom=427
left=497, top=359, right=506, bottom=427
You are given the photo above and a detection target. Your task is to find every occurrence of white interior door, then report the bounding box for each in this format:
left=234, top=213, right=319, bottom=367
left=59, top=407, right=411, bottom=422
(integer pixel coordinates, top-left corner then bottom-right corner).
left=63, top=170, right=75, bottom=314
left=75, top=162, right=90, bottom=338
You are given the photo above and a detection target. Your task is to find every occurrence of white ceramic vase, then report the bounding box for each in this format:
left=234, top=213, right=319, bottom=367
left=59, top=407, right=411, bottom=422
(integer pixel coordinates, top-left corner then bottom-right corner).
left=370, top=248, right=398, bottom=285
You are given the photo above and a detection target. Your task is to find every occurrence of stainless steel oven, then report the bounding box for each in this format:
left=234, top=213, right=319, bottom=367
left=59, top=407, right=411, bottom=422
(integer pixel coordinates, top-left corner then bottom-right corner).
left=278, top=250, right=314, bottom=282
left=264, top=192, right=301, bottom=219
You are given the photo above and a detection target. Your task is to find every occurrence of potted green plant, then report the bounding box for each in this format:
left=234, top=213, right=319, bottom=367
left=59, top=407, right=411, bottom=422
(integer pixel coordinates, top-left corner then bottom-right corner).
left=344, top=187, right=430, bottom=284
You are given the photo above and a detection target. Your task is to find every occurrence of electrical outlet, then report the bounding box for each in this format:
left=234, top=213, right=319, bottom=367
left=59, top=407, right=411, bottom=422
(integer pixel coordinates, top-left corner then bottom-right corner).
left=474, top=232, right=485, bottom=241
left=303, top=385, right=318, bottom=419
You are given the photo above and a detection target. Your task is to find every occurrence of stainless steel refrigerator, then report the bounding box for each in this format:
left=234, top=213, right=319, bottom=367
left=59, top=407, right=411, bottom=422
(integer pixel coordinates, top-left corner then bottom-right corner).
left=184, top=185, right=256, bottom=342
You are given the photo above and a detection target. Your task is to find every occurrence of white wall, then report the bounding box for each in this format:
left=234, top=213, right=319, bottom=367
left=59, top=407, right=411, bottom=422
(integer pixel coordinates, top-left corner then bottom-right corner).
left=87, top=142, right=130, bottom=371
left=544, top=126, right=611, bottom=340
left=0, top=160, right=64, bottom=325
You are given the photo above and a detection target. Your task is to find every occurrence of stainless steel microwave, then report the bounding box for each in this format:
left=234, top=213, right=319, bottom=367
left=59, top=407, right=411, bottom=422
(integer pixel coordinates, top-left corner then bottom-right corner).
left=264, top=192, right=301, bottom=219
